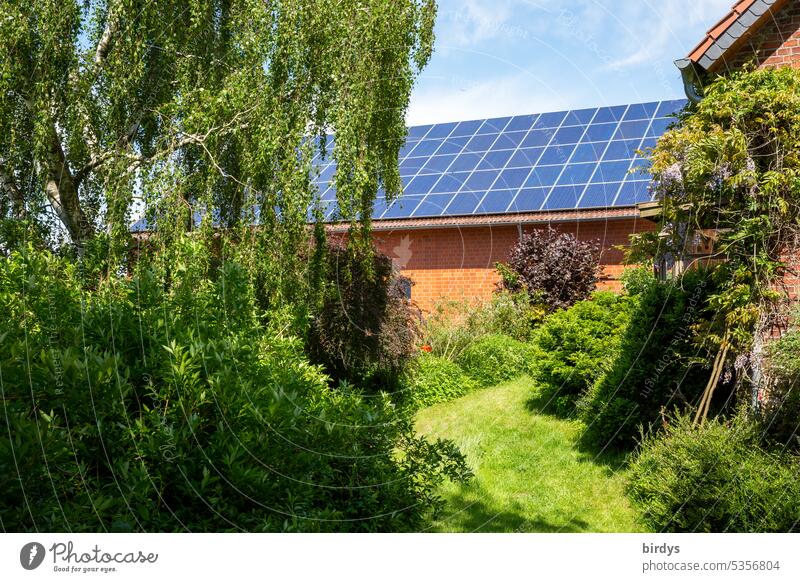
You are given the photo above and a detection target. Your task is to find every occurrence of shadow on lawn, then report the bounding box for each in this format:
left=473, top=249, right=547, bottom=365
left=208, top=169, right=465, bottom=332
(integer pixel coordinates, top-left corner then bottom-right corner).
left=525, top=388, right=629, bottom=473
left=433, top=484, right=592, bottom=533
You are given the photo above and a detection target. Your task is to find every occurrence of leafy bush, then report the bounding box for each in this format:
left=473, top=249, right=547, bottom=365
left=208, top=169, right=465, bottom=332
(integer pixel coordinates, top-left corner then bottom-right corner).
left=457, top=334, right=532, bottom=387
left=307, top=241, right=421, bottom=390
left=761, top=326, right=800, bottom=450
left=424, top=291, right=541, bottom=361
left=499, top=227, right=600, bottom=312
left=402, top=353, right=478, bottom=411
left=628, top=414, right=800, bottom=532
left=579, top=269, right=717, bottom=450
left=530, top=292, right=632, bottom=415
left=0, top=241, right=471, bottom=532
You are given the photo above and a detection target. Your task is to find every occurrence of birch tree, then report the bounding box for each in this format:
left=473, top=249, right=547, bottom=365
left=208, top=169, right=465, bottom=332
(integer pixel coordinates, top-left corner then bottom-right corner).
left=0, top=0, right=436, bottom=250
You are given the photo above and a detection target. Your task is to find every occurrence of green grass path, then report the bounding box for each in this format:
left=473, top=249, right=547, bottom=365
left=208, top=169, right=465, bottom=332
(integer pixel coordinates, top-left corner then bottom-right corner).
left=415, top=377, right=644, bottom=532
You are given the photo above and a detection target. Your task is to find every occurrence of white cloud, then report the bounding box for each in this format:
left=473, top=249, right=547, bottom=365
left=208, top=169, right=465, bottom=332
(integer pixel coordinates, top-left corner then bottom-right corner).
left=407, top=74, right=572, bottom=125
left=578, top=0, right=737, bottom=70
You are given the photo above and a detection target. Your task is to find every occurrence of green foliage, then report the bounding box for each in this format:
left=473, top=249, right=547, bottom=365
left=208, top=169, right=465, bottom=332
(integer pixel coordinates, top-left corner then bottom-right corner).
left=306, top=241, right=420, bottom=390
left=761, top=324, right=800, bottom=450
left=531, top=292, right=632, bottom=415
left=401, top=353, right=478, bottom=411
left=0, top=242, right=471, bottom=532
left=628, top=414, right=800, bottom=532
left=642, top=67, right=800, bottom=348
left=579, top=270, right=718, bottom=450
left=457, top=334, right=532, bottom=387
left=424, top=291, right=541, bottom=361
left=500, top=227, right=601, bottom=312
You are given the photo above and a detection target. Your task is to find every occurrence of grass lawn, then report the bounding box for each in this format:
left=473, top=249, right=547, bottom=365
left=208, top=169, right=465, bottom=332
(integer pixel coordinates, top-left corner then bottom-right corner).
left=415, top=376, right=645, bottom=532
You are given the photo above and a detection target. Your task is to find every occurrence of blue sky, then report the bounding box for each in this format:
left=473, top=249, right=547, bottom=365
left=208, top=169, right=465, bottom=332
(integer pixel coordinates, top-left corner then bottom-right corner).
left=407, top=0, right=733, bottom=125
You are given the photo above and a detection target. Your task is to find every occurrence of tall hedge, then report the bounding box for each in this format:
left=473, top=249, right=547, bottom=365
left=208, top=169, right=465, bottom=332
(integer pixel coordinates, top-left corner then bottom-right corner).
left=578, top=270, right=717, bottom=450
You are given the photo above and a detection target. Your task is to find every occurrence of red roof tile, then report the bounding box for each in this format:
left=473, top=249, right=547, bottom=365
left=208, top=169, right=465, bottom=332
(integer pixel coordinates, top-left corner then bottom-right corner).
left=686, top=0, right=788, bottom=70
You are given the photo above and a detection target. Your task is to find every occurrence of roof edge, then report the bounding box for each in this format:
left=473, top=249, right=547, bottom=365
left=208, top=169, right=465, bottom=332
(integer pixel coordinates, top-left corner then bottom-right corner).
left=685, top=0, right=788, bottom=73
left=325, top=207, right=642, bottom=233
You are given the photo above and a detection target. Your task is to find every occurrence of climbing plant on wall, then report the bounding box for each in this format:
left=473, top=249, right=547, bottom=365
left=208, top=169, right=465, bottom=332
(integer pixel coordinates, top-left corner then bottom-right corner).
left=633, top=67, right=800, bottom=421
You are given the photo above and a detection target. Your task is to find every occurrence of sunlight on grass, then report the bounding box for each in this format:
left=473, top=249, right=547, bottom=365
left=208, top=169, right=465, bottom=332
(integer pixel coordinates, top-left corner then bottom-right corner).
left=416, top=377, right=645, bottom=533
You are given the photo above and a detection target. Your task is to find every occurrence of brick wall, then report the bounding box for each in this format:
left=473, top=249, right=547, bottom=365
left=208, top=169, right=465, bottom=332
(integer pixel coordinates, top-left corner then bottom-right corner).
left=373, top=217, right=655, bottom=312
left=723, top=1, right=800, bottom=71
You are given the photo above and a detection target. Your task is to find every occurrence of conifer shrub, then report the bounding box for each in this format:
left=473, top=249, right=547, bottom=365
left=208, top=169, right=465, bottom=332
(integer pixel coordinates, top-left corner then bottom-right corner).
left=578, top=269, right=717, bottom=450
left=628, top=414, right=800, bottom=532
left=530, top=291, right=632, bottom=415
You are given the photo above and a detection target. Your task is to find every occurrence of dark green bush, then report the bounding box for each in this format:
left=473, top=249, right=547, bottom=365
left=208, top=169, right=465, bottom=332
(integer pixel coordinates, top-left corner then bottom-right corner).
left=307, top=241, right=421, bottom=390
left=402, top=353, right=477, bottom=411
left=578, top=269, right=717, bottom=450
left=761, top=325, right=800, bottom=450
left=0, top=241, right=470, bottom=532
left=628, top=414, right=800, bottom=532
left=530, top=291, right=631, bottom=414
left=457, top=334, right=531, bottom=387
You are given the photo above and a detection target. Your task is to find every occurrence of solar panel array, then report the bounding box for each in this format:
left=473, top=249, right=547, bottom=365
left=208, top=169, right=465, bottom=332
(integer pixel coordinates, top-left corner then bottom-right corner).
left=313, top=99, right=686, bottom=221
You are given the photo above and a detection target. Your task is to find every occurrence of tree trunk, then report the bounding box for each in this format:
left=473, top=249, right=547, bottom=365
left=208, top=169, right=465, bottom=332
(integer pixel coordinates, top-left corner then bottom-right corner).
left=0, top=160, right=27, bottom=219
left=41, top=125, right=93, bottom=246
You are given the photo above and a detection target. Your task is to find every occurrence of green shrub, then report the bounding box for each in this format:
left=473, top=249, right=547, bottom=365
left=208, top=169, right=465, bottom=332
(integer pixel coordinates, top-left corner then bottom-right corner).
left=457, top=334, right=531, bottom=387
left=578, top=269, right=717, bottom=450
left=628, top=414, right=800, bottom=532
left=0, top=241, right=471, bottom=532
left=530, top=292, right=631, bottom=414
left=402, top=353, right=477, bottom=411
left=424, top=291, right=541, bottom=361
left=761, top=325, right=800, bottom=450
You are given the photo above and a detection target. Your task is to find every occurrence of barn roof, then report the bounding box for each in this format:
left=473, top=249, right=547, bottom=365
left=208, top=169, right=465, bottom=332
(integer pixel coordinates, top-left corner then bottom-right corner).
left=131, top=99, right=687, bottom=233
left=315, top=100, right=685, bottom=225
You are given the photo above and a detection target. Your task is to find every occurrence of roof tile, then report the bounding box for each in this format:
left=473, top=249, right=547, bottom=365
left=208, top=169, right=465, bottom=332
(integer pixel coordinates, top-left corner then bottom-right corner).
left=687, top=0, right=787, bottom=70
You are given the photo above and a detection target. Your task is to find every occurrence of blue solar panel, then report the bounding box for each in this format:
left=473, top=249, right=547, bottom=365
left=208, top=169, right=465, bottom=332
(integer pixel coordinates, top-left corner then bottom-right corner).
left=582, top=123, right=617, bottom=142
left=451, top=152, right=482, bottom=171
left=578, top=183, right=620, bottom=209
left=478, top=149, right=514, bottom=170
left=452, top=119, right=484, bottom=137
left=445, top=191, right=482, bottom=215
left=509, top=188, right=549, bottom=212
left=543, top=185, right=583, bottom=210
left=479, top=190, right=516, bottom=213
left=437, top=136, right=469, bottom=155
left=506, top=114, right=539, bottom=132
left=426, top=122, right=457, bottom=139
left=413, top=193, right=454, bottom=217
left=477, top=117, right=510, bottom=133
left=311, top=99, right=688, bottom=222
left=422, top=154, right=456, bottom=173
left=464, top=170, right=500, bottom=191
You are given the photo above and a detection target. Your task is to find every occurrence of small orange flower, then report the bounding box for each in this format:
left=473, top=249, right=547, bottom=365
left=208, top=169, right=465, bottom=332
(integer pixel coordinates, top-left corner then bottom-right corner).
left=420, top=344, right=432, bottom=353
